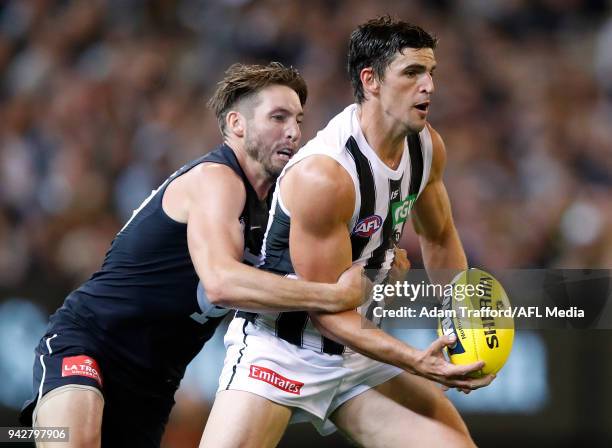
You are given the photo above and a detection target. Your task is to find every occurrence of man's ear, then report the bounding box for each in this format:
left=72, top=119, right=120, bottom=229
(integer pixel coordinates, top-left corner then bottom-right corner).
left=360, top=67, right=380, bottom=100
left=226, top=110, right=245, bottom=138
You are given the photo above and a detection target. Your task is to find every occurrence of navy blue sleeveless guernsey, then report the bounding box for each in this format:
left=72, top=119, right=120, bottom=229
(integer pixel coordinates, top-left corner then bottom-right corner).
left=48, top=144, right=270, bottom=392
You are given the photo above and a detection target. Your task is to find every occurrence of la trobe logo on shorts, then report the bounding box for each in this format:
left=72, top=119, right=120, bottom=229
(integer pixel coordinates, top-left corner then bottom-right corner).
left=61, top=355, right=103, bottom=386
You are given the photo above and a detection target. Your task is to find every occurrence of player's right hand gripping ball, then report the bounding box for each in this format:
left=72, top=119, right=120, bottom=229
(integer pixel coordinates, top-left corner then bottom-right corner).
left=437, top=268, right=514, bottom=377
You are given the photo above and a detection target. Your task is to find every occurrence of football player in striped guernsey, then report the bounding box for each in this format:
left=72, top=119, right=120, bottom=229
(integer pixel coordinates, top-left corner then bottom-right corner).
left=202, top=18, right=494, bottom=448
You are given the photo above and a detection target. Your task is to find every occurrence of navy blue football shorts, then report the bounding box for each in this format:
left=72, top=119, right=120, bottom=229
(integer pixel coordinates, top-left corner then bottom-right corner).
left=20, top=326, right=175, bottom=448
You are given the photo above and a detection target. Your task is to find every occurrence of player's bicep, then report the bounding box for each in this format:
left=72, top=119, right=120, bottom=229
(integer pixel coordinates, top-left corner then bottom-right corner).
left=412, top=124, right=454, bottom=242
left=289, top=211, right=352, bottom=283
left=411, top=178, right=452, bottom=241
left=185, top=165, right=246, bottom=277
left=282, top=156, right=355, bottom=283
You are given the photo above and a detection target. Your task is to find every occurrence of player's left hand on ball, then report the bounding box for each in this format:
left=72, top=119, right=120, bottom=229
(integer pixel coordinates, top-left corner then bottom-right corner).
left=415, top=334, right=496, bottom=391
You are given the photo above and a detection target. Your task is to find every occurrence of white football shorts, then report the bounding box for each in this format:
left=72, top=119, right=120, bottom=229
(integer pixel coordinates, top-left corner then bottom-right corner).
left=217, top=316, right=403, bottom=435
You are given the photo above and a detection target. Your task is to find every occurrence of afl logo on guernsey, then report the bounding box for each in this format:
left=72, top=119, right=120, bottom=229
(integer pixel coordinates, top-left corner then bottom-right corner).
left=352, top=215, right=382, bottom=237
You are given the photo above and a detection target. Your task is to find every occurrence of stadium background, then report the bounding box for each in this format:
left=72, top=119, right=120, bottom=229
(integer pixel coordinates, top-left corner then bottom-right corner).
left=0, top=0, right=611, bottom=446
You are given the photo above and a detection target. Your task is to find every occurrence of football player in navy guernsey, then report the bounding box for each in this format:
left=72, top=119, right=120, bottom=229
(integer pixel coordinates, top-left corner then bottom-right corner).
left=201, top=18, right=495, bottom=448
left=20, top=62, right=365, bottom=448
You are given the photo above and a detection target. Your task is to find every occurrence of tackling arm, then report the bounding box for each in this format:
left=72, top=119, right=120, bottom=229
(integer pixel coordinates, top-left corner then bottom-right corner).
left=177, top=163, right=362, bottom=313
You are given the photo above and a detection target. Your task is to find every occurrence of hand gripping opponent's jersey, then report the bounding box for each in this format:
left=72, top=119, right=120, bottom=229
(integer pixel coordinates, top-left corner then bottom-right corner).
left=238, top=104, right=433, bottom=355
left=48, top=144, right=270, bottom=392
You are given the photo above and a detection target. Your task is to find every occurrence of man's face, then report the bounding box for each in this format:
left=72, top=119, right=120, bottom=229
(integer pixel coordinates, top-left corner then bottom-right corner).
left=242, top=84, right=303, bottom=179
left=378, top=47, right=436, bottom=133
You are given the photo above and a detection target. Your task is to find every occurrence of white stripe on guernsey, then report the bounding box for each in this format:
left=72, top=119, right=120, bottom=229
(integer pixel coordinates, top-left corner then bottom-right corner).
left=276, top=186, right=291, bottom=218
left=118, top=178, right=170, bottom=235
left=258, top=185, right=280, bottom=267
left=36, top=334, right=58, bottom=411
left=356, top=164, right=388, bottom=266
left=343, top=145, right=362, bottom=232
left=259, top=154, right=297, bottom=266
left=418, top=126, right=434, bottom=196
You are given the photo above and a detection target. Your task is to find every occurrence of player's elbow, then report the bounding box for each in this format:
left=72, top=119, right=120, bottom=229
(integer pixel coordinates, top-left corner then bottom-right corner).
left=342, top=286, right=366, bottom=311
left=200, top=278, right=224, bottom=306
left=323, top=291, right=360, bottom=313
left=419, top=220, right=451, bottom=247
left=199, top=269, right=231, bottom=306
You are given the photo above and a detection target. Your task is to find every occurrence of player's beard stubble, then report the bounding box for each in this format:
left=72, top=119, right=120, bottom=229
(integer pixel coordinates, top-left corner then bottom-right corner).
left=244, top=127, right=286, bottom=181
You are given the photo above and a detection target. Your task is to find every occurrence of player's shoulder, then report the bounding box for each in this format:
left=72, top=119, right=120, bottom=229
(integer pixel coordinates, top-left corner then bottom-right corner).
left=283, top=155, right=355, bottom=221
left=165, top=158, right=246, bottom=221
left=287, top=104, right=362, bottom=187
left=290, top=155, right=352, bottom=189
left=424, top=123, right=447, bottom=175
left=299, top=104, right=359, bottom=156
left=187, top=163, right=248, bottom=211
left=190, top=159, right=245, bottom=189
left=425, top=123, right=445, bottom=153
left=190, top=160, right=241, bottom=180
left=280, top=104, right=359, bottom=217
left=180, top=144, right=245, bottom=189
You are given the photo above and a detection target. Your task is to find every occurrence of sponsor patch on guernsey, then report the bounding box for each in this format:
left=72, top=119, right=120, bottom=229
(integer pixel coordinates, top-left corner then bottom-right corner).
left=352, top=215, right=383, bottom=237
left=62, top=355, right=103, bottom=386
left=249, top=365, right=304, bottom=395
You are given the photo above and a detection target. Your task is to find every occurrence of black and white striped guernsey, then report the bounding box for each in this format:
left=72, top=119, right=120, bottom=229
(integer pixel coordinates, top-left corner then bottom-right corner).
left=239, top=104, right=433, bottom=355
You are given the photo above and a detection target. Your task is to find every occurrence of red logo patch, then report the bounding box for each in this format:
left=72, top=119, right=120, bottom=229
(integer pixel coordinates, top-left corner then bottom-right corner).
left=249, top=365, right=303, bottom=395
left=62, top=355, right=103, bottom=386
left=352, top=215, right=383, bottom=237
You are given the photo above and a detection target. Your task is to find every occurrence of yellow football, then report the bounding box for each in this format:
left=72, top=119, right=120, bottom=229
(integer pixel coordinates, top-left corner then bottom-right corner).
left=437, top=268, right=514, bottom=377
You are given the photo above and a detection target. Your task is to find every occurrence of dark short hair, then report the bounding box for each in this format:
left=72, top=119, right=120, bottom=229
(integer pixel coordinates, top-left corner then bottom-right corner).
left=348, top=16, right=437, bottom=103
left=208, top=62, right=307, bottom=135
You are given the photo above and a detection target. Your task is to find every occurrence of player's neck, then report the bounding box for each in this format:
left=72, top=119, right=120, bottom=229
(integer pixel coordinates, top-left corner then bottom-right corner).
left=357, top=103, right=406, bottom=170
left=226, top=141, right=273, bottom=200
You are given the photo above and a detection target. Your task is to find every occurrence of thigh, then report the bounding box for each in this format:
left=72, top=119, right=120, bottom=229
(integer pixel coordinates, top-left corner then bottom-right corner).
left=35, top=385, right=104, bottom=448
left=100, top=381, right=175, bottom=448
left=200, top=390, right=291, bottom=448
left=375, top=372, right=471, bottom=437
left=24, top=332, right=106, bottom=448
left=330, top=387, right=475, bottom=448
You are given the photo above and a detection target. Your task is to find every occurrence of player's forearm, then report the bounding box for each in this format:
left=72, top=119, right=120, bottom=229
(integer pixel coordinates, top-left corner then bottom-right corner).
left=203, top=262, right=356, bottom=313
left=309, top=310, right=420, bottom=373
left=419, top=225, right=467, bottom=286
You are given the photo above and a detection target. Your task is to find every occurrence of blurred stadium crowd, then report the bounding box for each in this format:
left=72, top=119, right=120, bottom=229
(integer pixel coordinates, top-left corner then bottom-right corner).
left=1, top=1, right=611, bottom=446
left=1, top=0, right=612, bottom=295
left=2, top=0, right=612, bottom=303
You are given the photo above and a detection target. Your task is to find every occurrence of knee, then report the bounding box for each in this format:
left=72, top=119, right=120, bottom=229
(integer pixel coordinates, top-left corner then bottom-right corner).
left=35, top=389, right=103, bottom=448
left=36, top=418, right=102, bottom=448
left=431, top=392, right=473, bottom=438
left=35, top=421, right=101, bottom=448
